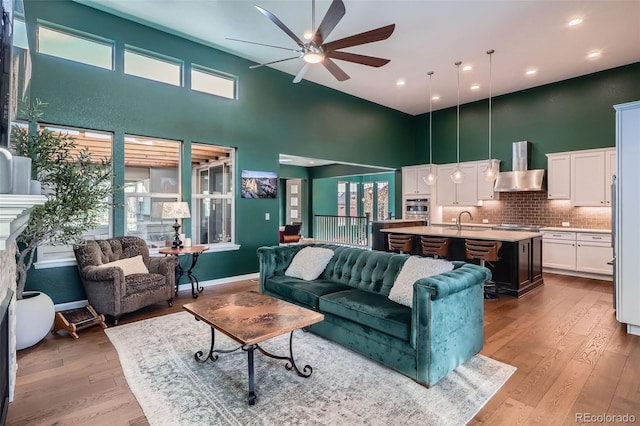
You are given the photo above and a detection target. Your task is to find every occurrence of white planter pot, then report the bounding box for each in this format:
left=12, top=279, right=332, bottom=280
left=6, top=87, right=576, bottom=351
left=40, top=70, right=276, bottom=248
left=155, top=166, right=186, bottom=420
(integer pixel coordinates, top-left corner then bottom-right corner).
left=15, top=291, right=55, bottom=350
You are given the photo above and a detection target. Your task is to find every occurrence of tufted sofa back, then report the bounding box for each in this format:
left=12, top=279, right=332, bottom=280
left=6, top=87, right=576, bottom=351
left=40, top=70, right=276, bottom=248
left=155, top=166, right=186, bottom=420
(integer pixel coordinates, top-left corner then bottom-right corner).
left=319, top=246, right=408, bottom=296
left=74, top=236, right=151, bottom=271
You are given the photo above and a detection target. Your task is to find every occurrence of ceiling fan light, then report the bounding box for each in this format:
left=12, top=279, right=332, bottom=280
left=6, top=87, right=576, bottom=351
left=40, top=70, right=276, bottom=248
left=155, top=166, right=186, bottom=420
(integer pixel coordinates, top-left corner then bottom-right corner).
left=303, top=51, right=324, bottom=64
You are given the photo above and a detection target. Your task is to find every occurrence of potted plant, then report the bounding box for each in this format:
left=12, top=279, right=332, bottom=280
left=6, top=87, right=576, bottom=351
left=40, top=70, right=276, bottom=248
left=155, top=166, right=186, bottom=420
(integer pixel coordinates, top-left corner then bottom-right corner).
left=11, top=100, right=116, bottom=349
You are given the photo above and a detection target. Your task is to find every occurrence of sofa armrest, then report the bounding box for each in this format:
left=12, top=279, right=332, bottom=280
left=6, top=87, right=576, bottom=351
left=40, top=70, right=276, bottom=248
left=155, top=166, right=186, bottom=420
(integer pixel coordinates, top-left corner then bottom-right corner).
left=149, top=255, right=179, bottom=288
left=79, top=266, right=126, bottom=314
left=412, top=262, right=491, bottom=301
left=257, top=245, right=306, bottom=293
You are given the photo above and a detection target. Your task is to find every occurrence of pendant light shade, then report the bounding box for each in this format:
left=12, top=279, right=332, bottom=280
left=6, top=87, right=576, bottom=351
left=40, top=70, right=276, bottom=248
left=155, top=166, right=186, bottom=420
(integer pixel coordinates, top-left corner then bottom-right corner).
left=482, top=49, right=499, bottom=182
left=423, top=71, right=436, bottom=186
left=451, top=61, right=465, bottom=184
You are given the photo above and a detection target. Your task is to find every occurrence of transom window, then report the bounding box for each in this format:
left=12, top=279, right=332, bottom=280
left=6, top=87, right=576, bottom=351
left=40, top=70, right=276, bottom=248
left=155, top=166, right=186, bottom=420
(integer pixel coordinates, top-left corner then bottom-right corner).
left=37, top=23, right=114, bottom=70
left=124, top=46, right=182, bottom=86
left=191, top=65, right=237, bottom=100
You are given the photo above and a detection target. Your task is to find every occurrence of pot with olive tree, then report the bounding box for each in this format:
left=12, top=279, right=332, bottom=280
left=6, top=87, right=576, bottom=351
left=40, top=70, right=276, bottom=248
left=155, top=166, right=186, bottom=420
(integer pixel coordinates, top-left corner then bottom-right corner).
left=11, top=100, right=116, bottom=349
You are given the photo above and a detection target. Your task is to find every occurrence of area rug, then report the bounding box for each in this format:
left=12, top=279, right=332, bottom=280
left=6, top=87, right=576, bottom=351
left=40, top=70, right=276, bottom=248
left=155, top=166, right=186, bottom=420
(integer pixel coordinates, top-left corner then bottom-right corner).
left=105, top=311, right=515, bottom=426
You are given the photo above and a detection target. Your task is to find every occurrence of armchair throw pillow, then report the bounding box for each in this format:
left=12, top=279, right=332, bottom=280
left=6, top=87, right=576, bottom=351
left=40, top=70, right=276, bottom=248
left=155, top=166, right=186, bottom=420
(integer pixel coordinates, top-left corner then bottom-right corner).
left=97, top=255, right=149, bottom=276
left=285, top=247, right=334, bottom=281
left=388, top=256, right=454, bottom=308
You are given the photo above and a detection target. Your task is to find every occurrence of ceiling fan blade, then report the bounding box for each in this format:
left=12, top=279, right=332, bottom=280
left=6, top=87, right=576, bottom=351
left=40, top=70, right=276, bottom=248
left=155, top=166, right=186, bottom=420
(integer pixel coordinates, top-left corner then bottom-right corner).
left=226, top=38, right=301, bottom=53
left=326, top=51, right=390, bottom=67
left=323, top=58, right=350, bottom=81
left=312, top=0, right=346, bottom=46
left=293, top=63, right=311, bottom=83
left=249, top=56, right=301, bottom=69
left=254, top=4, right=305, bottom=48
left=322, top=24, right=396, bottom=52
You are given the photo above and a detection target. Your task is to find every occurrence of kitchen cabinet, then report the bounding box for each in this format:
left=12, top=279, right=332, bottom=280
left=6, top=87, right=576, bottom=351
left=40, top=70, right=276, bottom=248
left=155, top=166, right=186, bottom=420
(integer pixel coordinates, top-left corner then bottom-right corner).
left=402, top=165, right=434, bottom=196
left=475, top=160, right=501, bottom=200
left=605, top=150, right=616, bottom=206
left=546, top=153, right=571, bottom=199
left=542, top=231, right=576, bottom=270
left=571, top=150, right=607, bottom=206
left=436, top=164, right=479, bottom=206
left=490, top=236, right=544, bottom=298
left=576, top=233, right=613, bottom=275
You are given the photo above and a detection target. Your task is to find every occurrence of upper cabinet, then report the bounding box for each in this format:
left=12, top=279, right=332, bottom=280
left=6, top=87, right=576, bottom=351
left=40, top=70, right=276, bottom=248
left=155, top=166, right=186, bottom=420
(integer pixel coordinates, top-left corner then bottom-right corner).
left=436, top=163, right=480, bottom=206
left=546, top=153, right=571, bottom=200
left=547, top=148, right=615, bottom=206
left=402, top=165, right=435, bottom=196
left=475, top=160, right=501, bottom=200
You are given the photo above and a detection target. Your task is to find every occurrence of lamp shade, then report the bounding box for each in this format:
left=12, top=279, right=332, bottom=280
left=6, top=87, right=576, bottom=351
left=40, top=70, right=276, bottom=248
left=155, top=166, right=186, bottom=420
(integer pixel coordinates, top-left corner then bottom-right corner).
left=161, top=201, right=191, bottom=219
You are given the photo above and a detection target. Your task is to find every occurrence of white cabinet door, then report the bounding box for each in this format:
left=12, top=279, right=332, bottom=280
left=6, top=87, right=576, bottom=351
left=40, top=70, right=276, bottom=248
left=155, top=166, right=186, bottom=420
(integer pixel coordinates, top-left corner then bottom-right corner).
left=476, top=161, right=500, bottom=200
left=402, top=167, right=419, bottom=195
left=605, top=149, right=616, bottom=206
left=571, top=151, right=605, bottom=206
left=416, top=165, right=435, bottom=195
left=436, top=165, right=456, bottom=206
left=576, top=242, right=613, bottom=275
left=456, top=164, right=479, bottom=205
left=542, top=239, right=576, bottom=270
left=546, top=154, right=571, bottom=199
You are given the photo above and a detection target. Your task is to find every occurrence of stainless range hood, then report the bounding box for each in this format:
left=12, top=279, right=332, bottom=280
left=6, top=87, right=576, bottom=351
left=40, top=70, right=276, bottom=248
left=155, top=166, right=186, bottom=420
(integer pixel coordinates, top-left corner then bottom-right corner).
left=494, top=141, right=545, bottom=192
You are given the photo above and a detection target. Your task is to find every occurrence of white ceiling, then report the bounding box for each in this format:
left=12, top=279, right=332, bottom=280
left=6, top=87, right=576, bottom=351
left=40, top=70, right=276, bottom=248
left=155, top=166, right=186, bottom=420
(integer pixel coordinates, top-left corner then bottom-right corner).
left=75, top=0, right=640, bottom=115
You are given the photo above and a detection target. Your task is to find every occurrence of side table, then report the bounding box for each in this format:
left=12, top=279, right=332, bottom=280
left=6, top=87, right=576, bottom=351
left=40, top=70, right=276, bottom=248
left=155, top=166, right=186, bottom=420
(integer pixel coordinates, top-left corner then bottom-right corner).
left=159, top=246, right=209, bottom=298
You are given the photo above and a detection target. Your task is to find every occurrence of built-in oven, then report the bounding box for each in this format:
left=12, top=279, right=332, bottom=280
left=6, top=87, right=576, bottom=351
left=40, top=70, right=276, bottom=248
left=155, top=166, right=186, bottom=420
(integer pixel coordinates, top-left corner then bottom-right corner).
left=404, top=198, right=430, bottom=223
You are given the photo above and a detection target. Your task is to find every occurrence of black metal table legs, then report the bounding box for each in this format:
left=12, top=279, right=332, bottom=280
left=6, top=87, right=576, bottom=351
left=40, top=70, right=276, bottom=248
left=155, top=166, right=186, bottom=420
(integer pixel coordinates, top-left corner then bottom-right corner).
left=175, top=253, right=204, bottom=298
left=194, top=327, right=313, bottom=405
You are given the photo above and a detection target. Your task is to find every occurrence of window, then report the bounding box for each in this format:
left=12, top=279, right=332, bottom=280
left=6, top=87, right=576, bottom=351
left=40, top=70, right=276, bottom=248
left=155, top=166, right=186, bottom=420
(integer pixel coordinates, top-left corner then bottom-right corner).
left=35, top=126, right=113, bottom=263
left=349, top=183, right=358, bottom=216
left=363, top=182, right=374, bottom=218
left=37, top=23, right=113, bottom=70
left=125, top=47, right=182, bottom=86
left=124, top=135, right=181, bottom=248
left=191, top=65, right=237, bottom=99
left=376, top=181, right=389, bottom=220
left=338, top=182, right=347, bottom=216
left=192, top=144, right=235, bottom=245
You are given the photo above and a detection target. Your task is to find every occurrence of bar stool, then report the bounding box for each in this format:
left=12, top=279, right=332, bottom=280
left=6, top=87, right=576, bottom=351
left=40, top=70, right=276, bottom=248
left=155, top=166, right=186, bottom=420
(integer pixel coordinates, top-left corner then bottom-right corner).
left=464, top=239, right=502, bottom=300
left=388, top=234, right=414, bottom=254
left=420, top=236, right=451, bottom=259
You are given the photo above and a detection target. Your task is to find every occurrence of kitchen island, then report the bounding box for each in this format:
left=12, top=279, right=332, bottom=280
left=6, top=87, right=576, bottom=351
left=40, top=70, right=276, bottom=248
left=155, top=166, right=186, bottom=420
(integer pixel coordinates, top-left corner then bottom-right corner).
left=380, top=226, right=543, bottom=297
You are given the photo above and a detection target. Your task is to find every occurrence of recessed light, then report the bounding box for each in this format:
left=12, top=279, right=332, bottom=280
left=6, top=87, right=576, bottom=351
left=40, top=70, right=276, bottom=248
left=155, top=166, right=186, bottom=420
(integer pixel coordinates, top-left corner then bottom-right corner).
left=303, top=30, right=313, bottom=40
left=431, top=95, right=440, bottom=101
left=587, top=51, right=602, bottom=59
left=396, top=79, right=406, bottom=86
left=525, top=69, right=538, bottom=76
left=568, top=17, right=583, bottom=27
left=280, top=158, right=292, bottom=163
left=470, top=84, right=480, bottom=91
left=308, top=161, right=315, bottom=165
left=463, top=65, right=473, bottom=71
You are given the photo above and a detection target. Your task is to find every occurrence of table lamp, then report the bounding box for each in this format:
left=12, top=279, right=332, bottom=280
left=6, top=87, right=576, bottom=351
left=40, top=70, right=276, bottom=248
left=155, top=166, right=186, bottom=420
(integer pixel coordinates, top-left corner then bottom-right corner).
left=161, top=201, right=191, bottom=248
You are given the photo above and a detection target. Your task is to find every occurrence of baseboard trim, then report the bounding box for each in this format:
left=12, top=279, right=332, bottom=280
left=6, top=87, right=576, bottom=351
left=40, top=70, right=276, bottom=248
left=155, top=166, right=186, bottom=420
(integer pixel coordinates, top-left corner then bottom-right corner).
left=54, top=300, right=90, bottom=311
left=176, top=272, right=260, bottom=292
left=543, top=268, right=613, bottom=281
left=627, top=324, right=640, bottom=336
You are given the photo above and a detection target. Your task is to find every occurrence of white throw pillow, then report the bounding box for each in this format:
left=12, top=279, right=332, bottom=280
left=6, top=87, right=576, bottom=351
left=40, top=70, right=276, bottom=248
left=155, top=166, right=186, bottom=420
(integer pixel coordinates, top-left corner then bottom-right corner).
left=388, top=256, right=454, bottom=308
left=285, top=247, right=334, bottom=281
left=97, top=255, right=149, bottom=276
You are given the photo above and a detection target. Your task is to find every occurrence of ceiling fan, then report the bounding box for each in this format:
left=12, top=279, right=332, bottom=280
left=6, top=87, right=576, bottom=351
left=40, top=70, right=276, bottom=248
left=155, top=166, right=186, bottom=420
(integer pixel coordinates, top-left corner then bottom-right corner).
left=227, top=0, right=395, bottom=83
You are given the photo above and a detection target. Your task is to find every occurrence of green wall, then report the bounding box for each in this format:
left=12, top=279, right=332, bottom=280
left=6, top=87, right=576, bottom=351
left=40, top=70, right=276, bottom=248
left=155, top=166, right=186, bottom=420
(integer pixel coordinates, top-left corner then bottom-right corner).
left=414, top=63, right=640, bottom=170
left=20, top=0, right=640, bottom=303
left=22, top=0, right=416, bottom=303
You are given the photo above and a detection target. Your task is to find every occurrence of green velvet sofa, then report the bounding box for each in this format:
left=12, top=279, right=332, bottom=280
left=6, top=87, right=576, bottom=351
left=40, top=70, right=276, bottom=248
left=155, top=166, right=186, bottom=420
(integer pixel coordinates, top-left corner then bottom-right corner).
left=257, top=243, right=491, bottom=387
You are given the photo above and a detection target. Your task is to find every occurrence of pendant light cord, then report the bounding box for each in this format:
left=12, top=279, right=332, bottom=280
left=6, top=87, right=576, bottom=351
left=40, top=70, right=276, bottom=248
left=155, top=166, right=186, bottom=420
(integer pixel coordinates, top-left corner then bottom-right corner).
left=488, top=49, right=494, bottom=160
left=428, top=71, right=434, bottom=164
left=455, top=61, right=461, bottom=166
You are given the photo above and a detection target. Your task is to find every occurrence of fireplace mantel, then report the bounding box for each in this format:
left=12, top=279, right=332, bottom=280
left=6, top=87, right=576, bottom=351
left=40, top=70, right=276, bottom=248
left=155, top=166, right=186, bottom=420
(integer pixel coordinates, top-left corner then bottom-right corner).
left=0, top=194, right=47, bottom=251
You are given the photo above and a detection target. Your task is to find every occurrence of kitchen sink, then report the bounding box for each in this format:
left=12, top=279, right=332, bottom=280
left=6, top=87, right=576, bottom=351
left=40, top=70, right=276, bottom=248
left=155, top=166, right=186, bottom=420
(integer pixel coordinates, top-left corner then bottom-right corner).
left=444, top=225, right=488, bottom=231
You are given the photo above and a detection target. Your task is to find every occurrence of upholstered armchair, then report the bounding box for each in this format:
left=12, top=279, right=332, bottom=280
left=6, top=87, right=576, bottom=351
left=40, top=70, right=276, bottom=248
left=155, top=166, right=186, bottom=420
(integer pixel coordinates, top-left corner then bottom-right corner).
left=74, top=236, right=178, bottom=324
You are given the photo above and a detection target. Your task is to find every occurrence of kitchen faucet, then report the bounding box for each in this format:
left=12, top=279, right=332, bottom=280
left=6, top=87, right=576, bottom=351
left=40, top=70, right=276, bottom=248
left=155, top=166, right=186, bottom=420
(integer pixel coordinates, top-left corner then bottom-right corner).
left=456, top=211, right=473, bottom=231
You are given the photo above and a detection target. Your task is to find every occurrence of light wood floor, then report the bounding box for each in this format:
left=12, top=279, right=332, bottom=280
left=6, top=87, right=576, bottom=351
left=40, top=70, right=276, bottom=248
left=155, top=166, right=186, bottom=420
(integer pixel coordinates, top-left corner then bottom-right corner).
left=7, top=274, right=640, bottom=425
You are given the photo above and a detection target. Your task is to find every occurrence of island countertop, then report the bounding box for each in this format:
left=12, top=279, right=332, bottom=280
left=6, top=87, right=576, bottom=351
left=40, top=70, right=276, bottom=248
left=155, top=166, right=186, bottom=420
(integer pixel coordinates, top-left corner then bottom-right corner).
left=380, top=225, right=542, bottom=242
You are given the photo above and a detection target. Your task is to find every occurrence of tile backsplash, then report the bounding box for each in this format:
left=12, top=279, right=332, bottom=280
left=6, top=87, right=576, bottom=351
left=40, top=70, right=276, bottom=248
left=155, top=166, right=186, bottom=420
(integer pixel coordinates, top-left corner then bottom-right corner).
left=442, top=191, right=612, bottom=229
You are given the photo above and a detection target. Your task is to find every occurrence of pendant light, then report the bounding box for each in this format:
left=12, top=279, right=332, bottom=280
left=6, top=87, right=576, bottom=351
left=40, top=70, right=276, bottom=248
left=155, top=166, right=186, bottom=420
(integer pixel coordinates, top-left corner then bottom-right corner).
left=450, top=61, right=465, bottom=184
left=423, top=71, right=436, bottom=185
left=482, top=49, right=499, bottom=182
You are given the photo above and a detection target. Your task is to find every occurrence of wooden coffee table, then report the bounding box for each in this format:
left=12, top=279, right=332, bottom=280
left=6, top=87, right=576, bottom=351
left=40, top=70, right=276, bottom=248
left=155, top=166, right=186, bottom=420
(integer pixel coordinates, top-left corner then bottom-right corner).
left=182, top=291, right=324, bottom=405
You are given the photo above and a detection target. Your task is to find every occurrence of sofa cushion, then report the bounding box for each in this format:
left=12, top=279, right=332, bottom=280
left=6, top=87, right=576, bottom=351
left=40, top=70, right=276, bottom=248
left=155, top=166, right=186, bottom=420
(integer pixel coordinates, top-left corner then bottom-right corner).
left=319, top=289, right=411, bottom=341
left=98, top=255, right=149, bottom=276
left=125, top=273, right=165, bottom=295
left=265, top=276, right=352, bottom=309
left=388, top=256, right=454, bottom=307
left=285, top=247, right=335, bottom=281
